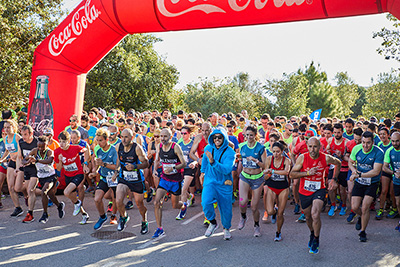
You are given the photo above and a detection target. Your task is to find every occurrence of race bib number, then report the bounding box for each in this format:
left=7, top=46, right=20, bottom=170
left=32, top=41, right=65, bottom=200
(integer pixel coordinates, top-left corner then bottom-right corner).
left=163, top=164, right=177, bottom=174
left=329, top=164, right=334, bottom=170
left=243, top=158, right=258, bottom=169
left=106, top=173, right=118, bottom=187
left=23, top=149, right=31, bottom=158
left=357, top=177, right=371, bottom=186
left=304, top=180, right=321, bottom=192
left=64, top=162, right=78, bottom=172
left=5, top=143, right=16, bottom=153
left=271, top=174, right=286, bottom=182
left=184, top=155, right=189, bottom=163
left=123, top=170, right=138, bottom=182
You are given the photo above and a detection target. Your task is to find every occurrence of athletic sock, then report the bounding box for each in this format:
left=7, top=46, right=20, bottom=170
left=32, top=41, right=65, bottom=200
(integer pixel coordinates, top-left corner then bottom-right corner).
left=74, top=200, right=80, bottom=205
left=241, top=213, right=246, bottom=219
left=254, top=221, right=259, bottom=227
left=331, top=202, right=336, bottom=207
left=28, top=210, right=33, bottom=215
left=314, top=236, right=319, bottom=242
left=210, top=219, right=217, bottom=225
left=100, top=214, right=106, bottom=219
left=342, top=203, right=346, bottom=208
left=310, top=230, right=315, bottom=237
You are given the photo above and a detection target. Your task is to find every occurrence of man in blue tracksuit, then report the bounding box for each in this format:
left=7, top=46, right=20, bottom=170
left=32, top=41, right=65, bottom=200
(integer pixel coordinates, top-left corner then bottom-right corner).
left=201, top=127, right=235, bottom=240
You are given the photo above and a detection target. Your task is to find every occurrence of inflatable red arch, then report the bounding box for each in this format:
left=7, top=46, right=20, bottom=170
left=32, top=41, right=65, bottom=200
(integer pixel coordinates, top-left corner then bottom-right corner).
left=28, top=0, right=400, bottom=135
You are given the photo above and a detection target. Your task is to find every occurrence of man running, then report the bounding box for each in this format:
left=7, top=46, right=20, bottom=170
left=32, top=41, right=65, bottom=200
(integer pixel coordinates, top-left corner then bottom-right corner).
left=290, top=137, right=341, bottom=254
left=153, top=128, right=187, bottom=238
left=114, top=129, right=149, bottom=233
left=348, top=131, right=384, bottom=242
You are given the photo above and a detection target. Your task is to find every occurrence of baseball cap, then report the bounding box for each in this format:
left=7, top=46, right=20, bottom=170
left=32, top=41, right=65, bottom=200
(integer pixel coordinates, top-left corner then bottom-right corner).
left=98, top=108, right=106, bottom=118
left=305, top=130, right=315, bottom=138
left=43, top=128, right=54, bottom=135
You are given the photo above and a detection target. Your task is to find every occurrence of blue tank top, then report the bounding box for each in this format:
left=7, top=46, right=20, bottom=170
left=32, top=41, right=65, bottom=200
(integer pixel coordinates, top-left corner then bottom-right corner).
left=178, top=139, right=194, bottom=168
left=5, top=134, right=18, bottom=153
left=240, top=142, right=264, bottom=169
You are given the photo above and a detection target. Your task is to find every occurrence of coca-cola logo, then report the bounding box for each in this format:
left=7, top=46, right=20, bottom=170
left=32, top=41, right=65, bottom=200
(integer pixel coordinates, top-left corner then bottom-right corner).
left=48, top=0, right=101, bottom=57
left=157, top=0, right=311, bottom=17
left=30, top=119, right=53, bottom=136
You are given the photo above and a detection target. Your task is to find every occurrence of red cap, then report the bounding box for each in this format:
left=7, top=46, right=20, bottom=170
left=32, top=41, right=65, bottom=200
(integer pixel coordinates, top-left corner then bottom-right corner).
left=305, top=130, right=315, bottom=137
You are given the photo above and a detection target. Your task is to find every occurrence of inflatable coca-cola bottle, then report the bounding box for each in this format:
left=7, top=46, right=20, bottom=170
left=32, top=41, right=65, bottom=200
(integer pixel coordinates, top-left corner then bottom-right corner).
left=28, top=75, right=54, bottom=136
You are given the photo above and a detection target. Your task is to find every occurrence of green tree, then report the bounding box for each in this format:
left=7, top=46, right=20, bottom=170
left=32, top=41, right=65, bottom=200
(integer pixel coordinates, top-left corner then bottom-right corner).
left=0, top=1, right=65, bottom=109
left=350, top=86, right=366, bottom=118
left=263, top=73, right=310, bottom=118
left=363, top=72, right=400, bottom=118
left=308, top=83, right=341, bottom=118
left=84, top=34, right=179, bottom=111
left=373, top=14, right=400, bottom=61
left=334, top=72, right=359, bottom=117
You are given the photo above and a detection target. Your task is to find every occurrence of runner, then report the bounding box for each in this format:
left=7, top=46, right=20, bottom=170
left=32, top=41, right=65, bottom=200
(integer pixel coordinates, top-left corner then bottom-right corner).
left=237, top=125, right=267, bottom=237
left=65, top=114, right=89, bottom=143
left=0, top=120, right=23, bottom=216
left=382, top=132, right=400, bottom=231
left=27, top=136, right=65, bottom=223
left=54, top=131, right=90, bottom=223
left=348, top=131, right=384, bottom=242
left=152, top=128, right=187, bottom=238
left=201, top=127, right=236, bottom=240
left=344, top=127, right=363, bottom=223
left=18, top=125, right=39, bottom=223
left=108, top=125, right=122, bottom=148
left=343, top=118, right=355, bottom=140
left=376, top=127, right=396, bottom=219
left=290, top=137, right=341, bottom=253
left=264, top=141, right=291, bottom=241
left=92, top=128, right=119, bottom=230
left=0, top=130, right=7, bottom=209
left=114, top=129, right=149, bottom=233
left=177, top=125, right=197, bottom=217
left=326, top=123, right=348, bottom=217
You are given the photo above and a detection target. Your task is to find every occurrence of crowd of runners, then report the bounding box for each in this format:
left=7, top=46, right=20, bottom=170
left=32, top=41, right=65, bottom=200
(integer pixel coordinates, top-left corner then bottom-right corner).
left=1, top=108, right=400, bottom=254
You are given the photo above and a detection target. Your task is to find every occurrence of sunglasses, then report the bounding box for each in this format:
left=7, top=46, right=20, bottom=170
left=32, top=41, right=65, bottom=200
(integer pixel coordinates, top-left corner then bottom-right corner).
left=300, top=133, right=306, bottom=135
left=182, top=132, right=189, bottom=135
left=70, top=119, right=76, bottom=122
left=110, top=132, right=116, bottom=136
left=90, top=120, right=98, bottom=123
left=44, top=133, right=52, bottom=136
left=154, top=135, right=160, bottom=138
left=286, top=129, right=293, bottom=132
left=213, top=135, right=223, bottom=140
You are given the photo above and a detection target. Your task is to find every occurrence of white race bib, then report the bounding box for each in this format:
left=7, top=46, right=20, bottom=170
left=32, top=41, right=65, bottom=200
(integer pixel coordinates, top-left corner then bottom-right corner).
left=304, top=180, right=321, bottom=192
left=163, top=164, right=177, bottom=174
left=106, top=172, right=118, bottom=187
left=123, top=170, right=138, bottom=182
left=5, top=143, right=16, bottom=153
left=271, top=173, right=286, bottom=182
left=64, top=162, right=78, bottom=172
left=357, top=177, right=371, bottom=186
left=243, top=158, right=258, bottom=169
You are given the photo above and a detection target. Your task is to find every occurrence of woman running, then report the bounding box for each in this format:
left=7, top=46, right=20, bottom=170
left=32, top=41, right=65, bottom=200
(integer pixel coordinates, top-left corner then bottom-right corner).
left=237, top=124, right=266, bottom=237
left=264, top=141, right=291, bottom=241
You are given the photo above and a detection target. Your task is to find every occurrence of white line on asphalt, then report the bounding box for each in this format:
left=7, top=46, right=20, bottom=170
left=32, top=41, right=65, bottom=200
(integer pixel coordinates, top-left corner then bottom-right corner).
left=181, top=211, right=204, bottom=225
left=137, top=235, right=166, bottom=249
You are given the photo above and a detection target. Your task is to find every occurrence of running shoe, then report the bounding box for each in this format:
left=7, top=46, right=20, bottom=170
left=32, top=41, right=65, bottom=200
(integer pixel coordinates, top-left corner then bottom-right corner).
left=375, top=209, right=384, bottom=220
left=355, top=217, right=362, bottom=230
left=22, top=213, right=34, bottom=223
left=386, top=209, right=399, bottom=219
left=294, top=204, right=300, bottom=214
left=339, top=206, right=347, bottom=216
left=203, top=218, right=210, bottom=227
left=144, top=191, right=148, bottom=200
left=85, top=186, right=95, bottom=193
left=262, top=211, right=268, bottom=222
left=152, top=228, right=165, bottom=238
left=359, top=231, right=367, bottom=242
left=395, top=224, right=400, bottom=231
left=94, top=216, right=108, bottom=231
left=175, top=203, right=188, bottom=220
left=58, top=202, right=65, bottom=218
left=39, top=212, right=49, bottom=224
left=107, top=202, right=113, bottom=213
left=223, top=228, right=232, bottom=240
left=73, top=200, right=82, bottom=216
left=296, top=213, right=306, bottom=223
left=164, top=194, right=169, bottom=202
left=48, top=198, right=54, bottom=207
left=1, top=194, right=6, bottom=200
left=146, top=189, right=153, bottom=203
left=328, top=205, right=336, bottom=217
left=141, top=221, right=149, bottom=235
left=238, top=216, right=247, bottom=230
left=80, top=213, right=89, bottom=225
left=205, top=223, right=219, bottom=237
left=370, top=201, right=376, bottom=211
left=254, top=226, right=261, bottom=237
left=308, top=233, right=314, bottom=248
left=271, top=207, right=277, bottom=224
left=125, top=201, right=134, bottom=210
left=309, top=239, right=319, bottom=254
left=0, top=202, right=3, bottom=209
left=117, top=216, right=130, bottom=231
left=10, top=207, right=23, bottom=217
left=347, top=212, right=357, bottom=223
left=247, top=200, right=251, bottom=208
left=110, top=215, right=118, bottom=225
left=213, top=202, right=218, bottom=209
left=274, top=232, right=282, bottom=242
left=233, top=190, right=238, bottom=199
left=187, top=193, right=194, bottom=207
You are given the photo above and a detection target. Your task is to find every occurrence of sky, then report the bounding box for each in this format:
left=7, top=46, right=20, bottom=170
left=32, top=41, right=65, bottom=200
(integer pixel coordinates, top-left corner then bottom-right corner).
left=63, top=0, right=398, bottom=88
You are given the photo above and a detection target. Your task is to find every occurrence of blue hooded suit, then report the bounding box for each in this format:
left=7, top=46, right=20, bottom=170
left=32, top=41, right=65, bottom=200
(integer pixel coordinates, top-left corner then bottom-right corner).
left=201, top=127, right=236, bottom=229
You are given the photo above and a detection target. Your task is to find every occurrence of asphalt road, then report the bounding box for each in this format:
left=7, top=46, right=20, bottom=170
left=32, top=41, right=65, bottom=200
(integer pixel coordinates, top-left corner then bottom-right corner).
left=0, top=192, right=399, bottom=267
